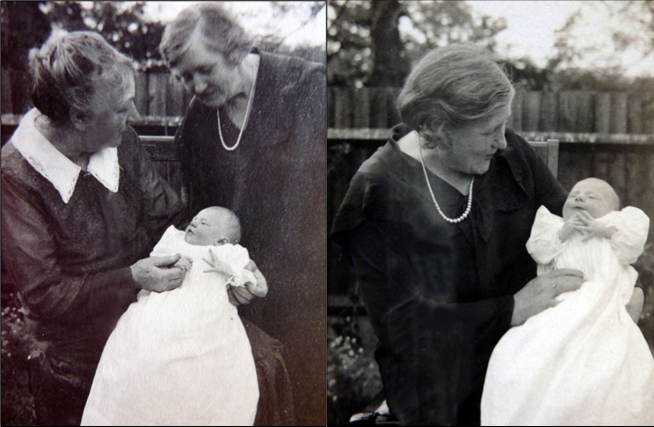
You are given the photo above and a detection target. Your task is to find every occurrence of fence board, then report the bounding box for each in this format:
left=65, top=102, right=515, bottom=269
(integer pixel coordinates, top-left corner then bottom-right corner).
left=327, top=87, right=335, bottom=128
left=594, top=92, right=611, bottom=134
left=558, top=91, right=577, bottom=132
left=628, top=93, right=644, bottom=134
left=333, top=88, right=352, bottom=128
left=369, top=88, right=389, bottom=128
left=134, top=72, right=148, bottom=118
left=539, top=91, right=558, bottom=131
left=575, top=91, right=593, bottom=133
left=523, top=91, right=541, bottom=131
left=510, top=90, right=523, bottom=131
left=147, top=73, right=167, bottom=117
left=166, top=77, right=186, bottom=117
left=352, top=88, right=370, bottom=128
left=611, top=92, right=628, bottom=134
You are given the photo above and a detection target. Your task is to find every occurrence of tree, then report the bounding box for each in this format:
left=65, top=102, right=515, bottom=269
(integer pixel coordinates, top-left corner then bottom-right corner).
left=550, top=1, right=654, bottom=84
left=327, top=0, right=506, bottom=87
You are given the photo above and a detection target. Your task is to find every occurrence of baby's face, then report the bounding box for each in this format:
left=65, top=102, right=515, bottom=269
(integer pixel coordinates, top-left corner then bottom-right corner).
left=185, top=209, right=232, bottom=246
left=562, top=179, right=617, bottom=221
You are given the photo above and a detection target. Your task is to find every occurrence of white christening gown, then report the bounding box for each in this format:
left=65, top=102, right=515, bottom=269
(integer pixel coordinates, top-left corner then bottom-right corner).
left=81, top=226, right=259, bottom=426
left=481, top=206, right=654, bottom=426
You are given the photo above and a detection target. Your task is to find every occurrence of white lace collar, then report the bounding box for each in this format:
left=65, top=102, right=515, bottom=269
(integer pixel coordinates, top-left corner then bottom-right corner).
left=11, top=108, right=120, bottom=204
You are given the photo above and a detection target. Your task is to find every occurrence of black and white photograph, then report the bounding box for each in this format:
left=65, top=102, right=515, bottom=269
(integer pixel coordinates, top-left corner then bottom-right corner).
left=1, top=1, right=326, bottom=425
left=327, top=1, right=654, bottom=425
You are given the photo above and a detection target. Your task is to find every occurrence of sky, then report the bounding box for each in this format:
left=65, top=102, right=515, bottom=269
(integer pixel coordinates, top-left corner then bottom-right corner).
left=142, top=1, right=326, bottom=48
left=467, top=0, right=654, bottom=77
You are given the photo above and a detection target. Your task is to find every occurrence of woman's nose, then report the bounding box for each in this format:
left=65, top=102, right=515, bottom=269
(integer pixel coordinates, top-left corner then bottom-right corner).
left=493, top=134, right=507, bottom=150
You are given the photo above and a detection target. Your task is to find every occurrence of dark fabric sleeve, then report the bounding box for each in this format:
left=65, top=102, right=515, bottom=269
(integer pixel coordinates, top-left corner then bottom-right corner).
left=348, top=219, right=514, bottom=425
left=132, top=130, right=186, bottom=239
left=1, top=177, right=136, bottom=325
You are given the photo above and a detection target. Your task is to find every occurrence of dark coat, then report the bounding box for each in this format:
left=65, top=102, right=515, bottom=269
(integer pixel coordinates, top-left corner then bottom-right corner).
left=175, top=50, right=327, bottom=426
left=332, top=125, right=568, bottom=425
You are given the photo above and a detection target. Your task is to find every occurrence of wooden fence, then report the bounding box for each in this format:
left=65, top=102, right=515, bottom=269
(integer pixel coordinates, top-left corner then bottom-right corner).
left=327, top=87, right=654, bottom=307
left=1, top=68, right=192, bottom=118
left=327, top=87, right=654, bottom=134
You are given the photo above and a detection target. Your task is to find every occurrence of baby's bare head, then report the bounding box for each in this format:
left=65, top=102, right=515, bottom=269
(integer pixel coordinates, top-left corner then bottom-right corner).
left=184, top=207, right=242, bottom=246
left=562, top=178, right=620, bottom=221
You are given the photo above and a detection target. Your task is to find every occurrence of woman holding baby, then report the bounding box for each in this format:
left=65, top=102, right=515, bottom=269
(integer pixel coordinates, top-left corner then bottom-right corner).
left=0, top=31, right=189, bottom=425
left=332, top=44, right=648, bottom=425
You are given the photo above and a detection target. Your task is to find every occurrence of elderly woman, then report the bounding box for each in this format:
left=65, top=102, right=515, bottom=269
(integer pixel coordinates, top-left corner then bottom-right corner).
left=159, top=4, right=326, bottom=425
left=1, top=31, right=185, bottom=426
left=331, top=44, right=586, bottom=425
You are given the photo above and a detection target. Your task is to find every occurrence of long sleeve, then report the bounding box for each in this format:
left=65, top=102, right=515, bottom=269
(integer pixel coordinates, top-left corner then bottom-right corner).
left=526, top=205, right=566, bottom=265
left=349, top=219, right=513, bottom=425
left=602, top=207, right=650, bottom=265
left=1, top=176, right=136, bottom=324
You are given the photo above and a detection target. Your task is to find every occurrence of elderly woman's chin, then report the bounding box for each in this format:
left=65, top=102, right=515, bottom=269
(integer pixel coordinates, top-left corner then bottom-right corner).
left=470, top=158, right=492, bottom=175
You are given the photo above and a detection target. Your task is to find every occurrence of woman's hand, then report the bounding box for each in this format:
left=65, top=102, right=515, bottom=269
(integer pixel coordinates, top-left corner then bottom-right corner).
left=511, top=269, right=585, bottom=326
left=228, top=261, right=268, bottom=307
left=131, top=254, right=186, bottom=292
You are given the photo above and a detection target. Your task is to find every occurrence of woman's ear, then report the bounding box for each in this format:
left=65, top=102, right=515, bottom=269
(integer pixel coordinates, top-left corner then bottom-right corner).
left=70, top=110, right=88, bottom=132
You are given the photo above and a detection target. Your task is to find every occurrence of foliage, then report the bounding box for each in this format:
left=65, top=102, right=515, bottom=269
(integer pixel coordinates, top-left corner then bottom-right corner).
left=327, top=0, right=506, bottom=87
left=551, top=1, right=654, bottom=82
left=1, top=289, right=36, bottom=426
left=327, top=314, right=383, bottom=426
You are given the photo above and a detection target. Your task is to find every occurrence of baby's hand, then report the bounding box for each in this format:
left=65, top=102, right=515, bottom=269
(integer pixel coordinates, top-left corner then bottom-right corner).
left=174, top=256, right=193, bottom=273
left=575, top=211, right=616, bottom=241
left=558, top=214, right=583, bottom=242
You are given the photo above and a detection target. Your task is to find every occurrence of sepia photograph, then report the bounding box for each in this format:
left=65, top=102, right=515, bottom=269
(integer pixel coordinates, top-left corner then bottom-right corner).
left=327, top=1, right=654, bottom=425
left=1, top=1, right=326, bottom=425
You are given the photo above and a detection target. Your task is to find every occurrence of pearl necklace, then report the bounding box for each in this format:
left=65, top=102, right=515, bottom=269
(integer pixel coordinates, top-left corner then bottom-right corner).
left=418, top=137, right=474, bottom=224
left=217, top=58, right=259, bottom=151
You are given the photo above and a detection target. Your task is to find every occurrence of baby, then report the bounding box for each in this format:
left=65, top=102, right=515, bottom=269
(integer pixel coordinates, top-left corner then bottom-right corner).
left=482, top=178, right=654, bottom=426
left=82, top=207, right=260, bottom=426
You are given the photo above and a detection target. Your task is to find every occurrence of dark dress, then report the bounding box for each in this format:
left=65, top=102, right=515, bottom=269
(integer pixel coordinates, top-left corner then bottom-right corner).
left=1, top=125, right=185, bottom=426
left=175, top=50, right=326, bottom=426
left=331, top=125, right=568, bottom=425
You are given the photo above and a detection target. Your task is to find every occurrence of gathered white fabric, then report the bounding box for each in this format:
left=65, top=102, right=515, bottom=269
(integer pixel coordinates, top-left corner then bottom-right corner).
left=81, top=226, right=259, bottom=426
left=482, top=205, right=654, bottom=426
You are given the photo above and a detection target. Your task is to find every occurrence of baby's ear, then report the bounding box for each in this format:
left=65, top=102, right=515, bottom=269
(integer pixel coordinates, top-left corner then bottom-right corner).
left=215, top=237, right=229, bottom=245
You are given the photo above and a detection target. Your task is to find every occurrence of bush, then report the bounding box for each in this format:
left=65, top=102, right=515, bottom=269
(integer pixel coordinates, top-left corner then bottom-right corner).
left=1, top=289, right=36, bottom=426
left=327, top=314, right=383, bottom=426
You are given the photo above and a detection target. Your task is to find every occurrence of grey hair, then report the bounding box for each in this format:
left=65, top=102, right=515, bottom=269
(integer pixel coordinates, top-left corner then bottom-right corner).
left=159, top=3, right=252, bottom=69
left=28, top=30, right=133, bottom=126
left=396, top=44, right=515, bottom=149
